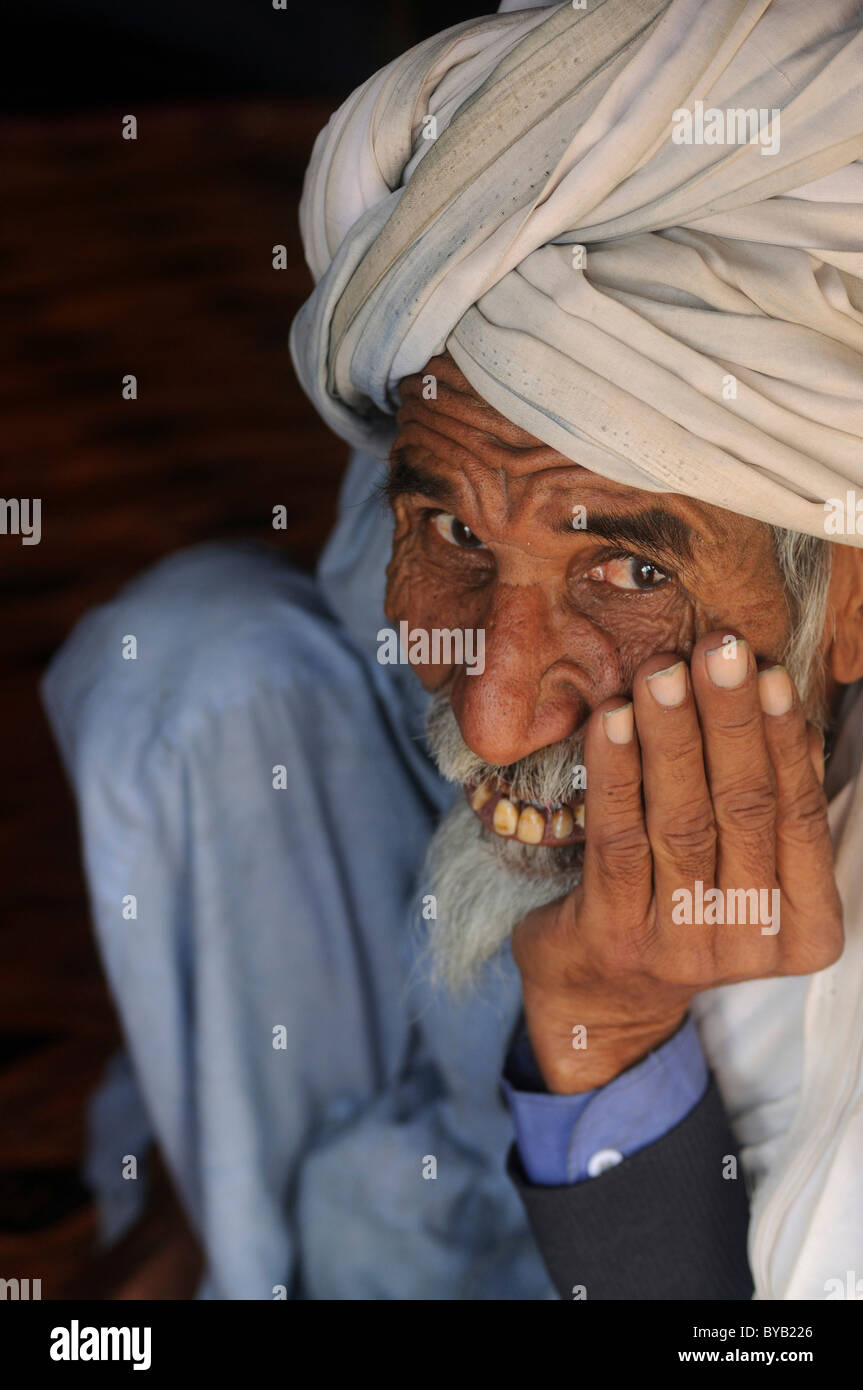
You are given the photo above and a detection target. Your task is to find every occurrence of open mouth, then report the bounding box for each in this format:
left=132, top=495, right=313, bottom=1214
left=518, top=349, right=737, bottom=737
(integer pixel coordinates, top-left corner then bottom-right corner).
left=465, top=779, right=585, bottom=847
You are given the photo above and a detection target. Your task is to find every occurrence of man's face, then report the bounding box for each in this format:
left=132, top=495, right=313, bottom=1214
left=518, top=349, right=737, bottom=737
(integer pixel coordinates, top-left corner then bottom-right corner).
left=383, top=353, right=822, bottom=988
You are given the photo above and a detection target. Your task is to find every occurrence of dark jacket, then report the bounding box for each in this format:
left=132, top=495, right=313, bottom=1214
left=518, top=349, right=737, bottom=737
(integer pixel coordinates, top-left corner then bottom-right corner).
left=507, top=1074, right=754, bottom=1300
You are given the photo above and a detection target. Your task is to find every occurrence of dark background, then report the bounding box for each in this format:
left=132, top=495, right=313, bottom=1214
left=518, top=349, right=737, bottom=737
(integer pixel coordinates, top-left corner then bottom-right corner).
left=4, top=0, right=480, bottom=111
left=1, top=0, right=483, bottom=1295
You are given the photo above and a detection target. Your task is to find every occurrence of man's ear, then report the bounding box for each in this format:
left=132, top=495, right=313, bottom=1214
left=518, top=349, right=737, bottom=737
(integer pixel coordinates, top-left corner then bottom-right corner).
left=826, top=543, right=863, bottom=685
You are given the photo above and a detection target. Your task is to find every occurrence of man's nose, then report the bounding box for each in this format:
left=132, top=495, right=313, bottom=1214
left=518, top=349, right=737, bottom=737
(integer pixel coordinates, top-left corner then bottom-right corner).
left=450, top=584, right=616, bottom=767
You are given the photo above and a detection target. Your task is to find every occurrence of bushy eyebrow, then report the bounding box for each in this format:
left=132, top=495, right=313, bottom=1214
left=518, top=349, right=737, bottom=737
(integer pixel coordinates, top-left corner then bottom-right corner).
left=383, top=447, right=695, bottom=564
left=554, top=506, right=695, bottom=564
left=381, top=447, right=459, bottom=509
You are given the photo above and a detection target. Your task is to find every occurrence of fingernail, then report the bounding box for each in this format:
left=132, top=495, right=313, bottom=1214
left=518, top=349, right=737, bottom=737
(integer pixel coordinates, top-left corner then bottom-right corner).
left=705, top=637, right=748, bottom=689
left=758, top=665, right=793, bottom=716
left=646, top=661, right=686, bottom=708
left=603, top=703, right=633, bottom=744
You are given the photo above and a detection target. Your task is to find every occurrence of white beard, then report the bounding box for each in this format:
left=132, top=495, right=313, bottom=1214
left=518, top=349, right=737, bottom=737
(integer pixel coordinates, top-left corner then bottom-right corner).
left=423, top=794, right=582, bottom=996
left=422, top=695, right=585, bottom=996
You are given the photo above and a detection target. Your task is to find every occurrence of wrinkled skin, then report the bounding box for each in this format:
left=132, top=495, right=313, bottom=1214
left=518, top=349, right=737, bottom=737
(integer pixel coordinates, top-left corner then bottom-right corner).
left=385, top=352, right=863, bottom=1090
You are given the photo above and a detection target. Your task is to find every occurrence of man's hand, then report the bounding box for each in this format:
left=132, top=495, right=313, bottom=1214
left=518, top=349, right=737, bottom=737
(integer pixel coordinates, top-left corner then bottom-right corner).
left=512, top=632, right=843, bottom=1093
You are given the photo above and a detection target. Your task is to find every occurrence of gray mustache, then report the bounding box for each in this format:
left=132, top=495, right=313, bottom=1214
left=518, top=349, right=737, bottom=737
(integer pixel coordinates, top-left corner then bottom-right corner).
left=425, top=692, right=587, bottom=806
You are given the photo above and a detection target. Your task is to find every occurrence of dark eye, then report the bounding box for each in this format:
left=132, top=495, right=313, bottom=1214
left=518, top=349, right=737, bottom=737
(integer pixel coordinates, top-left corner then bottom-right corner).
left=584, top=556, right=671, bottom=591
left=433, top=513, right=487, bottom=550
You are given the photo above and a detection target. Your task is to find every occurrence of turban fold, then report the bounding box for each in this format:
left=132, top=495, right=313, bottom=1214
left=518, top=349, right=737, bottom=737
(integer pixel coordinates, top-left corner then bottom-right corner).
left=289, top=0, right=863, bottom=544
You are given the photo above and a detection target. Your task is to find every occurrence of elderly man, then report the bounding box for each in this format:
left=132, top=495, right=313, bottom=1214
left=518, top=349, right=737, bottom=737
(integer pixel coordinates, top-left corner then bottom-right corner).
left=44, top=0, right=863, bottom=1299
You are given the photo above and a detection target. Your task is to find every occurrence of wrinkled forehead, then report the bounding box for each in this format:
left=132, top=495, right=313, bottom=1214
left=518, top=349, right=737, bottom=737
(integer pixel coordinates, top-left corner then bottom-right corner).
left=392, top=351, right=756, bottom=553
left=395, top=351, right=550, bottom=469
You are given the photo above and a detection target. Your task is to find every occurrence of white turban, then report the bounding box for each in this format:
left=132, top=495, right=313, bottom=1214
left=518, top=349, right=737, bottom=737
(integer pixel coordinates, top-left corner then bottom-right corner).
left=290, top=0, right=863, bottom=545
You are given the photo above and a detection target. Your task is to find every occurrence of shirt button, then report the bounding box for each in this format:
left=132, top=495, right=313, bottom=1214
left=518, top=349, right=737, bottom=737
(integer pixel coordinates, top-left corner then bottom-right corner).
left=587, top=1148, right=624, bottom=1178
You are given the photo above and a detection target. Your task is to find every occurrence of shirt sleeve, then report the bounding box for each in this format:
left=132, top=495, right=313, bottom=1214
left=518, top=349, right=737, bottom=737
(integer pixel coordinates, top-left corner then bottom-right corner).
left=501, top=1013, right=708, bottom=1185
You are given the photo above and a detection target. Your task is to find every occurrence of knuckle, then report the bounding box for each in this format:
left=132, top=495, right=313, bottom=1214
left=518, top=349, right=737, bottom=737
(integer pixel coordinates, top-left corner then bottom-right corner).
left=712, top=706, right=764, bottom=743
left=592, top=822, right=652, bottom=880
left=663, top=950, right=717, bottom=991
left=665, top=923, right=725, bottom=988
left=654, top=731, right=703, bottom=776
left=712, top=777, right=775, bottom=832
left=780, top=785, right=829, bottom=846
left=601, top=769, right=644, bottom=803
left=782, top=740, right=818, bottom=777
left=652, top=807, right=717, bottom=873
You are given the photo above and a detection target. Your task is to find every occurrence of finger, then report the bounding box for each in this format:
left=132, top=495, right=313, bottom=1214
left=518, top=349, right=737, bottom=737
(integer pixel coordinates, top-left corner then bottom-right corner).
left=807, top=723, right=825, bottom=785
left=689, top=633, right=777, bottom=891
left=756, top=666, right=842, bottom=969
left=632, top=655, right=716, bottom=934
left=581, top=699, right=653, bottom=940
